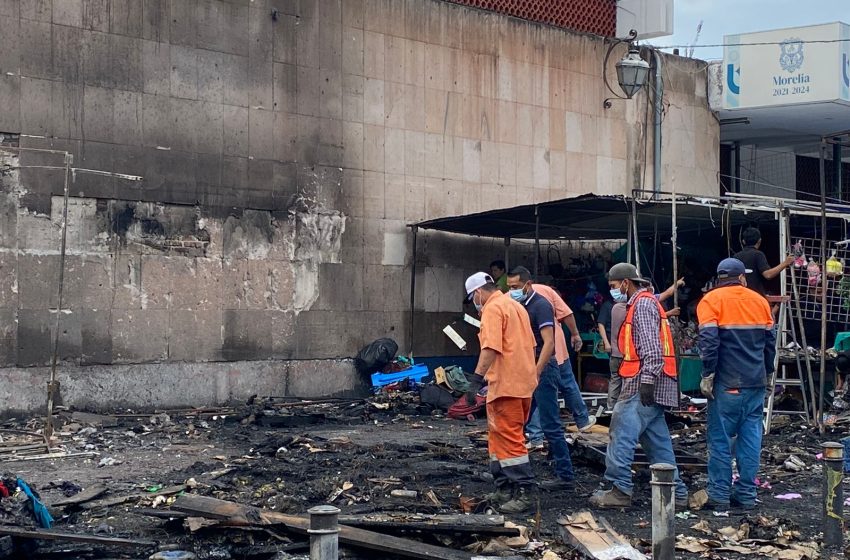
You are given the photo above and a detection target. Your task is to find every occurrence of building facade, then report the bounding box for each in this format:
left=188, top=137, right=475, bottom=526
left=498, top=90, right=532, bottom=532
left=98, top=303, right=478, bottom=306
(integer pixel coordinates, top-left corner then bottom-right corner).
left=0, top=0, right=718, bottom=412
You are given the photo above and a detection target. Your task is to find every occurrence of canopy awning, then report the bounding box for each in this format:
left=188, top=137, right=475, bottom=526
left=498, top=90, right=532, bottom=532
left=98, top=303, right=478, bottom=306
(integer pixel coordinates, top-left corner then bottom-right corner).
left=411, top=193, right=789, bottom=241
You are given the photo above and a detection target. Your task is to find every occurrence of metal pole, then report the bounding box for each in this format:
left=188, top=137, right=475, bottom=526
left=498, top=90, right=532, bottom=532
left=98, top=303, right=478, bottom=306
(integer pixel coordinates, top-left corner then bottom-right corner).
left=45, top=152, right=72, bottom=442
left=533, top=206, right=540, bottom=278
left=504, top=237, right=510, bottom=273
left=733, top=142, right=741, bottom=193
left=408, top=226, right=418, bottom=359
left=671, top=186, right=678, bottom=310
left=821, top=442, right=844, bottom=548
left=650, top=463, right=676, bottom=560
left=652, top=50, right=663, bottom=200
left=631, top=198, right=641, bottom=276
left=833, top=138, right=842, bottom=200
left=626, top=212, right=633, bottom=264
left=819, top=142, right=828, bottom=433
left=308, top=505, right=340, bottom=560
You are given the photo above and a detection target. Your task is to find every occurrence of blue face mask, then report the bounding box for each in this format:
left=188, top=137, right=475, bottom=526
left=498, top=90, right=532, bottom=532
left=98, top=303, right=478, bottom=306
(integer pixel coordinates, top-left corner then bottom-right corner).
left=473, top=291, right=483, bottom=313
left=610, top=285, right=628, bottom=303
left=509, top=288, right=527, bottom=302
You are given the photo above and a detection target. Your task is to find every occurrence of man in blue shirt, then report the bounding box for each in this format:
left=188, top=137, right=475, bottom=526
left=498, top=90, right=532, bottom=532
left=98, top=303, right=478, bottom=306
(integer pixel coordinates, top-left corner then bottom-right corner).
left=507, top=266, right=575, bottom=491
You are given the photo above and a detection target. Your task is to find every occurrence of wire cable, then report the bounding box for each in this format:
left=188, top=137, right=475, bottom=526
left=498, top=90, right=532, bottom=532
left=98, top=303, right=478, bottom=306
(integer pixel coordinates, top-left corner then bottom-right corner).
left=651, top=38, right=850, bottom=49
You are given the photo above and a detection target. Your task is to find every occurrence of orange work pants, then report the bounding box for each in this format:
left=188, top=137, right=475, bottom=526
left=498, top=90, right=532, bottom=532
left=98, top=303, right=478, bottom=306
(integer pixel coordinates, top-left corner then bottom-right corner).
left=486, top=397, right=535, bottom=487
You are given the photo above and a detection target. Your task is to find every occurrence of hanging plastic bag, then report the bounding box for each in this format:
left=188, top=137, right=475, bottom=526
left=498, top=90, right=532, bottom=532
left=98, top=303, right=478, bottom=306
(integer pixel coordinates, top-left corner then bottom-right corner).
left=807, top=260, right=821, bottom=288
left=827, top=252, right=844, bottom=278
left=792, top=241, right=806, bottom=268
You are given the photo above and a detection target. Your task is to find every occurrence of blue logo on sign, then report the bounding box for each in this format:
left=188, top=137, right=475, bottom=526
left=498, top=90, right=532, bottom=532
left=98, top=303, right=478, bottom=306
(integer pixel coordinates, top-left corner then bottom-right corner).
left=779, top=38, right=804, bottom=73
left=844, top=53, right=850, bottom=87
left=726, top=64, right=740, bottom=94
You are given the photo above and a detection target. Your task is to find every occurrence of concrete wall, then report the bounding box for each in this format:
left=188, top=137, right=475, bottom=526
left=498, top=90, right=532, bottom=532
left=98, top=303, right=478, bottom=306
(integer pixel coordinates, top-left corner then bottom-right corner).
left=0, top=0, right=718, bottom=411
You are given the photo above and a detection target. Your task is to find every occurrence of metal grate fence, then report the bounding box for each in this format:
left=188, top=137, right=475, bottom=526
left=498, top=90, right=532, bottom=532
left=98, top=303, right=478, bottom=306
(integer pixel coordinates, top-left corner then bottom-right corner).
left=785, top=236, right=850, bottom=324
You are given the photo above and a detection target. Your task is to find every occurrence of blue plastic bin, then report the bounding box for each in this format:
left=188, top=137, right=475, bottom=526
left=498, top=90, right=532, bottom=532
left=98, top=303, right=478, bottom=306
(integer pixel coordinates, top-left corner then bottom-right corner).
left=371, top=364, right=430, bottom=388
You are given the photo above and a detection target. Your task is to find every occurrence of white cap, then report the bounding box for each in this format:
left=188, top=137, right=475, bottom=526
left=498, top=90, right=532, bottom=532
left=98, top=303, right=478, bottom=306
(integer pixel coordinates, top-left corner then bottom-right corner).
left=465, top=272, right=494, bottom=297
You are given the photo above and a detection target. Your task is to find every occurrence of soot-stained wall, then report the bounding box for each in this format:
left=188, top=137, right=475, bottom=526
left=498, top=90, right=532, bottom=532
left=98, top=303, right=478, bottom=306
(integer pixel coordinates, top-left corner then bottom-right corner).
left=0, top=0, right=718, bottom=410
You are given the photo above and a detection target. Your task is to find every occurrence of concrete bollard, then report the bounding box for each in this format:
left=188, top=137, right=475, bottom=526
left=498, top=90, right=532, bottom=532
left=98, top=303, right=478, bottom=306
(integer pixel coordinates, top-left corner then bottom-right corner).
left=822, top=442, right=845, bottom=548
left=308, top=505, right=341, bottom=560
left=650, top=463, right=676, bottom=560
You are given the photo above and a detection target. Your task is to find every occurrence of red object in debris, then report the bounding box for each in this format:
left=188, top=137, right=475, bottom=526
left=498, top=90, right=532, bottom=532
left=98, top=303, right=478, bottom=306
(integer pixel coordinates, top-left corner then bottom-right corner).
left=448, top=394, right=486, bottom=420
left=0, top=482, right=10, bottom=498
left=582, top=373, right=609, bottom=394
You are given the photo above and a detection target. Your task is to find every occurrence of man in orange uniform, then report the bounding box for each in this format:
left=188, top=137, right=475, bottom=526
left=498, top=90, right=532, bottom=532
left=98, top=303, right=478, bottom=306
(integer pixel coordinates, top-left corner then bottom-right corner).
left=590, top=263, right=689, bottom=508
left=697, top=258, right=775, bottom=510
left=464, top=272, right=539, bottom=513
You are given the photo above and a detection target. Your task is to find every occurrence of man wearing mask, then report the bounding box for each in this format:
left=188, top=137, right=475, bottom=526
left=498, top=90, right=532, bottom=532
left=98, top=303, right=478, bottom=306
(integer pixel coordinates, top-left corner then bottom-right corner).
left=464, top=272, right=539, bottom=513
left=525, top=282, right=596, bottom=449
left=590, top=263, right=689, bottom=508
left=603, top=289, right=629, bottom=409
left=506, top=267, right=575, bottom=491
left=697, top=258, right=775, bottom=510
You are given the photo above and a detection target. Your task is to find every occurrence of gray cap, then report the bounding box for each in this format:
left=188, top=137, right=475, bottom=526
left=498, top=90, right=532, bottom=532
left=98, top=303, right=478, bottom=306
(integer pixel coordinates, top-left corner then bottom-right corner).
left=607, top=262, right=649, bottom=284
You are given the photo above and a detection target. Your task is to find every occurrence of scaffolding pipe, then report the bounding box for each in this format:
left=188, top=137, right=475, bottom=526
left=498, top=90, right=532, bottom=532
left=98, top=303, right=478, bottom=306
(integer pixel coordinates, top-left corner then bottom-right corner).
left=631, top=199, right=641, bottom=275
left=45, top=152, right=72, bottom=442
left=833, top=138, right=843, bottom=200
left=408, top=226, right=418, bottom=358
left=671, top=185, right=678, bottom=310
left=652, top=50, right=663, bottom=199
left=819, top=142, right=828, bottom=433
left=533, top=206, right=540, bottom=277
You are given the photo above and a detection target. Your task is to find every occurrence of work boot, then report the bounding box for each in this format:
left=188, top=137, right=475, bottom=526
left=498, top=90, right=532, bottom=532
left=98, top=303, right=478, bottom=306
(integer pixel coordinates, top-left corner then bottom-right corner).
left=579, top=415, right=598, bottom=433
left=729, top=496, right=756, bottom=511
left=499, top=485, right=536, bottom=514
left=486, top=486, right=511, bottom=505
left=539, top=477, right=575, bottom=492
left=525, top=439, right=545, bottom=451
left=589, top=486, right=631, bottom=509
left=675, top=495, right=689, bottom=509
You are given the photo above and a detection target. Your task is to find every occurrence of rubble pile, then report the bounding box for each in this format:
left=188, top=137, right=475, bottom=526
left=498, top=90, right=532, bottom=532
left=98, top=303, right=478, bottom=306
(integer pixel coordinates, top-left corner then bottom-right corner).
left=0, top=396, right=839, bottom=559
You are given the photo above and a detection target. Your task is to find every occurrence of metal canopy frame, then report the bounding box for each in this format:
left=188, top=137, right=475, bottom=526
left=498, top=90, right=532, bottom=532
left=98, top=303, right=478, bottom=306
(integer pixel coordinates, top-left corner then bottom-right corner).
left=407, top=192, right=850, bottom=356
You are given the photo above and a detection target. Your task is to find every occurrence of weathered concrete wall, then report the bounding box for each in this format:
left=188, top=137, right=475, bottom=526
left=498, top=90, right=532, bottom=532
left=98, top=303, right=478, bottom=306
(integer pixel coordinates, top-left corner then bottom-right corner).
left=0, top=0, right=718, bottom=411
left=0, top=359, right=362, bottom=415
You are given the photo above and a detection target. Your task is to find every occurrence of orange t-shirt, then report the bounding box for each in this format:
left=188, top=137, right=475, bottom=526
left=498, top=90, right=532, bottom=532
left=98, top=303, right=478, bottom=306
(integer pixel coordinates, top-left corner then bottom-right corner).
left=532, top=283, right=573, bottom=366
left=478, top=291, right=538, bottom=401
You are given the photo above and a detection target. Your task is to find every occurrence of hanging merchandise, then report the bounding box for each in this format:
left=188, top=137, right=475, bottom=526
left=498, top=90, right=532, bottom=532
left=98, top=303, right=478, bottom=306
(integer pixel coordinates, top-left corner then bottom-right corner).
left=840, top=276, right=850, bottom=312
left=806, top=260, right=821, bottom=288
left=793, top=240, right=806, bottom=268
left=827, top=252, right=844, bottom=278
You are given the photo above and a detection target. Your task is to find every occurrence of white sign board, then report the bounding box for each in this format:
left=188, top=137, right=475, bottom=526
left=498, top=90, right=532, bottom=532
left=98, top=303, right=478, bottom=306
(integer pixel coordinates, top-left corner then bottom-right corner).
left=722, top=22, right=850, bottom=109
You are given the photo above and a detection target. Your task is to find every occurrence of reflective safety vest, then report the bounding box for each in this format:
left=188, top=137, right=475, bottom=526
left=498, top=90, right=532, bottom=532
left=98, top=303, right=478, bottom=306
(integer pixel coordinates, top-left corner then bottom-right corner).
left=618, top=291, right=678, bottom=378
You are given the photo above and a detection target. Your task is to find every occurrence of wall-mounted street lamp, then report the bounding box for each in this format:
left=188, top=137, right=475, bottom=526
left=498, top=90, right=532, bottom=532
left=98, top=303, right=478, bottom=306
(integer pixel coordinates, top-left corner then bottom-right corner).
left=604, top=29, right=651, bottom=109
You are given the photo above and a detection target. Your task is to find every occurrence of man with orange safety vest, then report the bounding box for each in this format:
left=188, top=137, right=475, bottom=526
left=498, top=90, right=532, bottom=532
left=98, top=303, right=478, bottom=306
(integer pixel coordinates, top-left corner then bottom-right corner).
left=697, top=258, right=776, bottom=510
left=590, top=263, right=689, bottom=509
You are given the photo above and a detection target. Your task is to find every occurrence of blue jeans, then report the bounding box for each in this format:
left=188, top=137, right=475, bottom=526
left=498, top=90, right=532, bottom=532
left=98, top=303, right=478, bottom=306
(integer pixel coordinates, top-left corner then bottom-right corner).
left=706, top=386, right=764, bottom=506
left=605, top=394, right=688, bottom=499
left=530, top=359, right=575, bottom=481
left=527, top=360, right=590, bottom=441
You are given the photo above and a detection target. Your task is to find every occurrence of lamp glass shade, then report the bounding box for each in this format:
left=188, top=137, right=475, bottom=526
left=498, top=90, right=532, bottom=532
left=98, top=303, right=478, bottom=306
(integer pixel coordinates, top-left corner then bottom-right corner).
left=616, top=51, right=650, bottom=98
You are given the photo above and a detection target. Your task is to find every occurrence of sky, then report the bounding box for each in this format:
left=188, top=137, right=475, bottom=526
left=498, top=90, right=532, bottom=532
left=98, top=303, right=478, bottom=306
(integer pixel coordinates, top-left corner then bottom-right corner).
left=647, top=0, right=849, bottom=60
